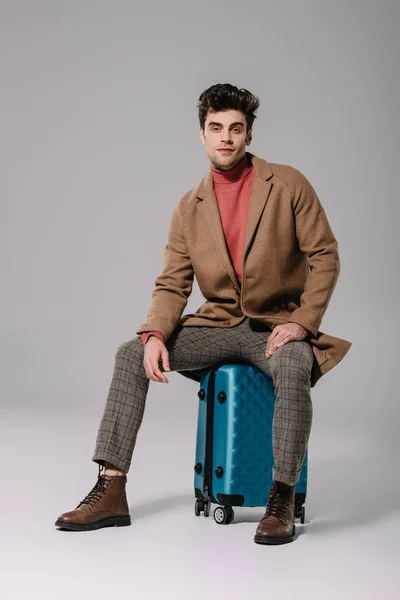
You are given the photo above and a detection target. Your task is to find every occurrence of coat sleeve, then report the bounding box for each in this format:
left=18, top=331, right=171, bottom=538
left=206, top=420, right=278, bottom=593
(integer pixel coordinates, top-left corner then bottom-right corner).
left=136, top=207, right=194, bottom=342
left=286, top=170, right=340, bottom=337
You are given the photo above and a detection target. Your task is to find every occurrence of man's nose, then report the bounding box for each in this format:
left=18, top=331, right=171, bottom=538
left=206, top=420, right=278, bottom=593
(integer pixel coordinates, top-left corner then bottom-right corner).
left=221, top=131, right=233, bottom=143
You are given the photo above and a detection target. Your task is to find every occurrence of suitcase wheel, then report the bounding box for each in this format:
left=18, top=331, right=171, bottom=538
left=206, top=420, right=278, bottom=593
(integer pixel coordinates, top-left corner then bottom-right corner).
left=194, top=498, right=211, bottom=517
left=194, top=499, right=201, bottom=516
left=294, top=504, right=306, bottom=524
left=213, top=505, right=234, bottom=525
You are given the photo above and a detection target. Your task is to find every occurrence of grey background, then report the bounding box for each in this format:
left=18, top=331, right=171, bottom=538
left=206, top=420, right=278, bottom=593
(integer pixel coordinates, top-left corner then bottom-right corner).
left=0, top=1, right=399, bottom=599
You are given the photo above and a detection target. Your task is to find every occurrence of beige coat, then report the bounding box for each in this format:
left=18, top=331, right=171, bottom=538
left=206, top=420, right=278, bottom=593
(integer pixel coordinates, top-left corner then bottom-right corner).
left=136, top=152, right=352, bottom=387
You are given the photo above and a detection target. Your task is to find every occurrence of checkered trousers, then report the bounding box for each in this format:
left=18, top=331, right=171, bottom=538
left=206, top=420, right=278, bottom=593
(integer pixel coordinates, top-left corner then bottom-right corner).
left=92, top=317, right=314, bottom=486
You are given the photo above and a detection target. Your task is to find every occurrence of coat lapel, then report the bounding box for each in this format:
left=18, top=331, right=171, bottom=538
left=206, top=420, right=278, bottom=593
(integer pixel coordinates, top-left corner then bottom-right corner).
left=243, top=175, right=273, bottom=259
left=195, top=152, right=274, bottom=288
left=196, top=186, right=240, bottom=289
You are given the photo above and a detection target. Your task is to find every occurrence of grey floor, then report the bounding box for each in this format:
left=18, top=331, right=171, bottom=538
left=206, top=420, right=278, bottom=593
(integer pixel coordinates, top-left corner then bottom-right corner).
left=2, top=380, right=399, bottom=600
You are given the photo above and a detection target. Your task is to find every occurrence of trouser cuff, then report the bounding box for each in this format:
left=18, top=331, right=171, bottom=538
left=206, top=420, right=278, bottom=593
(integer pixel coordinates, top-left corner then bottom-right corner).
left=92, top=451, right=131, bottom=474
left=272, top=468, right=300, bottom=486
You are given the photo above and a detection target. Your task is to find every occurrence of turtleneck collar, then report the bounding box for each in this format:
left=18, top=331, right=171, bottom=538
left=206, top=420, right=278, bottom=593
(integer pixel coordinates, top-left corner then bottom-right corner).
left=210, top=153, right=253, bottom=184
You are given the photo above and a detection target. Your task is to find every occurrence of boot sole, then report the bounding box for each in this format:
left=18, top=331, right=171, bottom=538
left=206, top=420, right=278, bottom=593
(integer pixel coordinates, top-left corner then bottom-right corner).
left=55, top=515, right=131, bottom=531
left=254, top=524, right=295, bottom=545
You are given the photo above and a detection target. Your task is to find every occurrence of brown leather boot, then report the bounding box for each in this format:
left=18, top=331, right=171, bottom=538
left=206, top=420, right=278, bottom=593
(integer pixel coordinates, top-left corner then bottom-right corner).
left=254, top=481, right=296, bottom=545
left=55, top=465, right=131, bottom=531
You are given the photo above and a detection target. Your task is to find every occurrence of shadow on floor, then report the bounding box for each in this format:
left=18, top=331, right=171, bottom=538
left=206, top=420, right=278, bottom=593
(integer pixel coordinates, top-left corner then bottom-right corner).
left=129, top=448, right=400, bottom=534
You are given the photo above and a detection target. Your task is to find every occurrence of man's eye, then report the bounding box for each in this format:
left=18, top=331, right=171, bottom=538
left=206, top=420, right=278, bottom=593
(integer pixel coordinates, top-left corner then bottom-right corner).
left=212, top=127, right=241, bottom=132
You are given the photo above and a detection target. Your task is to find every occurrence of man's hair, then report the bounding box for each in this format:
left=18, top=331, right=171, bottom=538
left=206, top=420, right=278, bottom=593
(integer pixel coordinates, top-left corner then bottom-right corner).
left=197, top=83, right=260, bottom=134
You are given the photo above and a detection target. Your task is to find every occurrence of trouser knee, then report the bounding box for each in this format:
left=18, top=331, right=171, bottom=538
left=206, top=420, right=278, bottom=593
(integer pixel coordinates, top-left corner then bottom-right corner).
left=269, top=342, right=313, bottom=391
left=114, top=337, right=145, bottom=372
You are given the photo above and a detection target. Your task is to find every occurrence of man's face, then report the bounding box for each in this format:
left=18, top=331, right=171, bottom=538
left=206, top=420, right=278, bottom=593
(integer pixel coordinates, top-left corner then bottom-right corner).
left=200, top=109, right=252, bottom=171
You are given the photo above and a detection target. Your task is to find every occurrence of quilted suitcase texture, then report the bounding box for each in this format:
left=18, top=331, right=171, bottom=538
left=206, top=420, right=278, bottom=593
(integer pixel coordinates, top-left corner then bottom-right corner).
left=193, top=363, right=307, bottom=525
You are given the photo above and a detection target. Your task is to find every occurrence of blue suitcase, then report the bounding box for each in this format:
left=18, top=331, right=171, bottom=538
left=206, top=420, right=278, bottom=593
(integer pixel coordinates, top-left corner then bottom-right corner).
left=194, top=363, right=307, bottom=525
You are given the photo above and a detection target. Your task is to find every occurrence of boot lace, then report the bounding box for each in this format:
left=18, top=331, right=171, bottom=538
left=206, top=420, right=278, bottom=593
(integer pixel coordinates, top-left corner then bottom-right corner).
left=75, top=464, right=112, bottom=509
left=262, top=487, right=293, bottom=521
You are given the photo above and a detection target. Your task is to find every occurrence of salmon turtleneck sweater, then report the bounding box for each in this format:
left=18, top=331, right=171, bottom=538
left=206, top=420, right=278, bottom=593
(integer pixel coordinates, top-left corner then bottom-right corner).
left=140, top=153, right=255, bottom=346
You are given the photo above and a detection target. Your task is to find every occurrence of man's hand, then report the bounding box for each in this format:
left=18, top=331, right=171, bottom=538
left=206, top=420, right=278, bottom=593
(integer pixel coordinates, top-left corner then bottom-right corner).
left=265, top=323, right=310, bottom=358
left=143, top=337, right=171, bottom=383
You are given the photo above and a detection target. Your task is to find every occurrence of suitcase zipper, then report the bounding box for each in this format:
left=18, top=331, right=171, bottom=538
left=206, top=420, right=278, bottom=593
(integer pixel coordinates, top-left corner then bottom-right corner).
left=203, top=365, right=219, bottom=505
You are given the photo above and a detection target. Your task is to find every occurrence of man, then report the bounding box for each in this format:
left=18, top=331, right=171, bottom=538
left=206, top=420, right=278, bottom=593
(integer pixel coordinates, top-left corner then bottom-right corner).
left=55, top=83, right=351, bottom=545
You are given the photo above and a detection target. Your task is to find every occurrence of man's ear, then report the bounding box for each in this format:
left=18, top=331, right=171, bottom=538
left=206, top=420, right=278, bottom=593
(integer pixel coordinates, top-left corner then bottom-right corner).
left=199, top=128, right=205, bottom=145
left=246, top=129, right=253, bottom=146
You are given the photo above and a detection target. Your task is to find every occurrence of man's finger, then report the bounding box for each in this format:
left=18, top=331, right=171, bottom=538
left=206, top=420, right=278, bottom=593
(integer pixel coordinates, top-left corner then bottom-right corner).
left=144, top=361, right=157, bottom=382
left=144, top=359, right=168, bottom=383
left=265, top=327, right=281, bottom=351
left=266, top=337, right=286, bottom=355
left=152, top=360, right=169, bottom=383
left=161, top=350, right=170, bottom=372
left=266, top=327, right=287, bottom=352
left=274, top=334, right=292, bottom=348
left=266, top=332, right=292, bottom=356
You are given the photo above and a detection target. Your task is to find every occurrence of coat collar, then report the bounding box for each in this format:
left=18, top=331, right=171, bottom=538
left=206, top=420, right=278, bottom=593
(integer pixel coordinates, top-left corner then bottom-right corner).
left=195, top=152, right=274, bottom=289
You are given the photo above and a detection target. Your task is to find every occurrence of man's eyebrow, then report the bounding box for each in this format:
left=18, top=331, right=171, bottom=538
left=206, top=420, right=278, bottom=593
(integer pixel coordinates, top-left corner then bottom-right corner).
left=207, top=121, right=245, bottom=128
